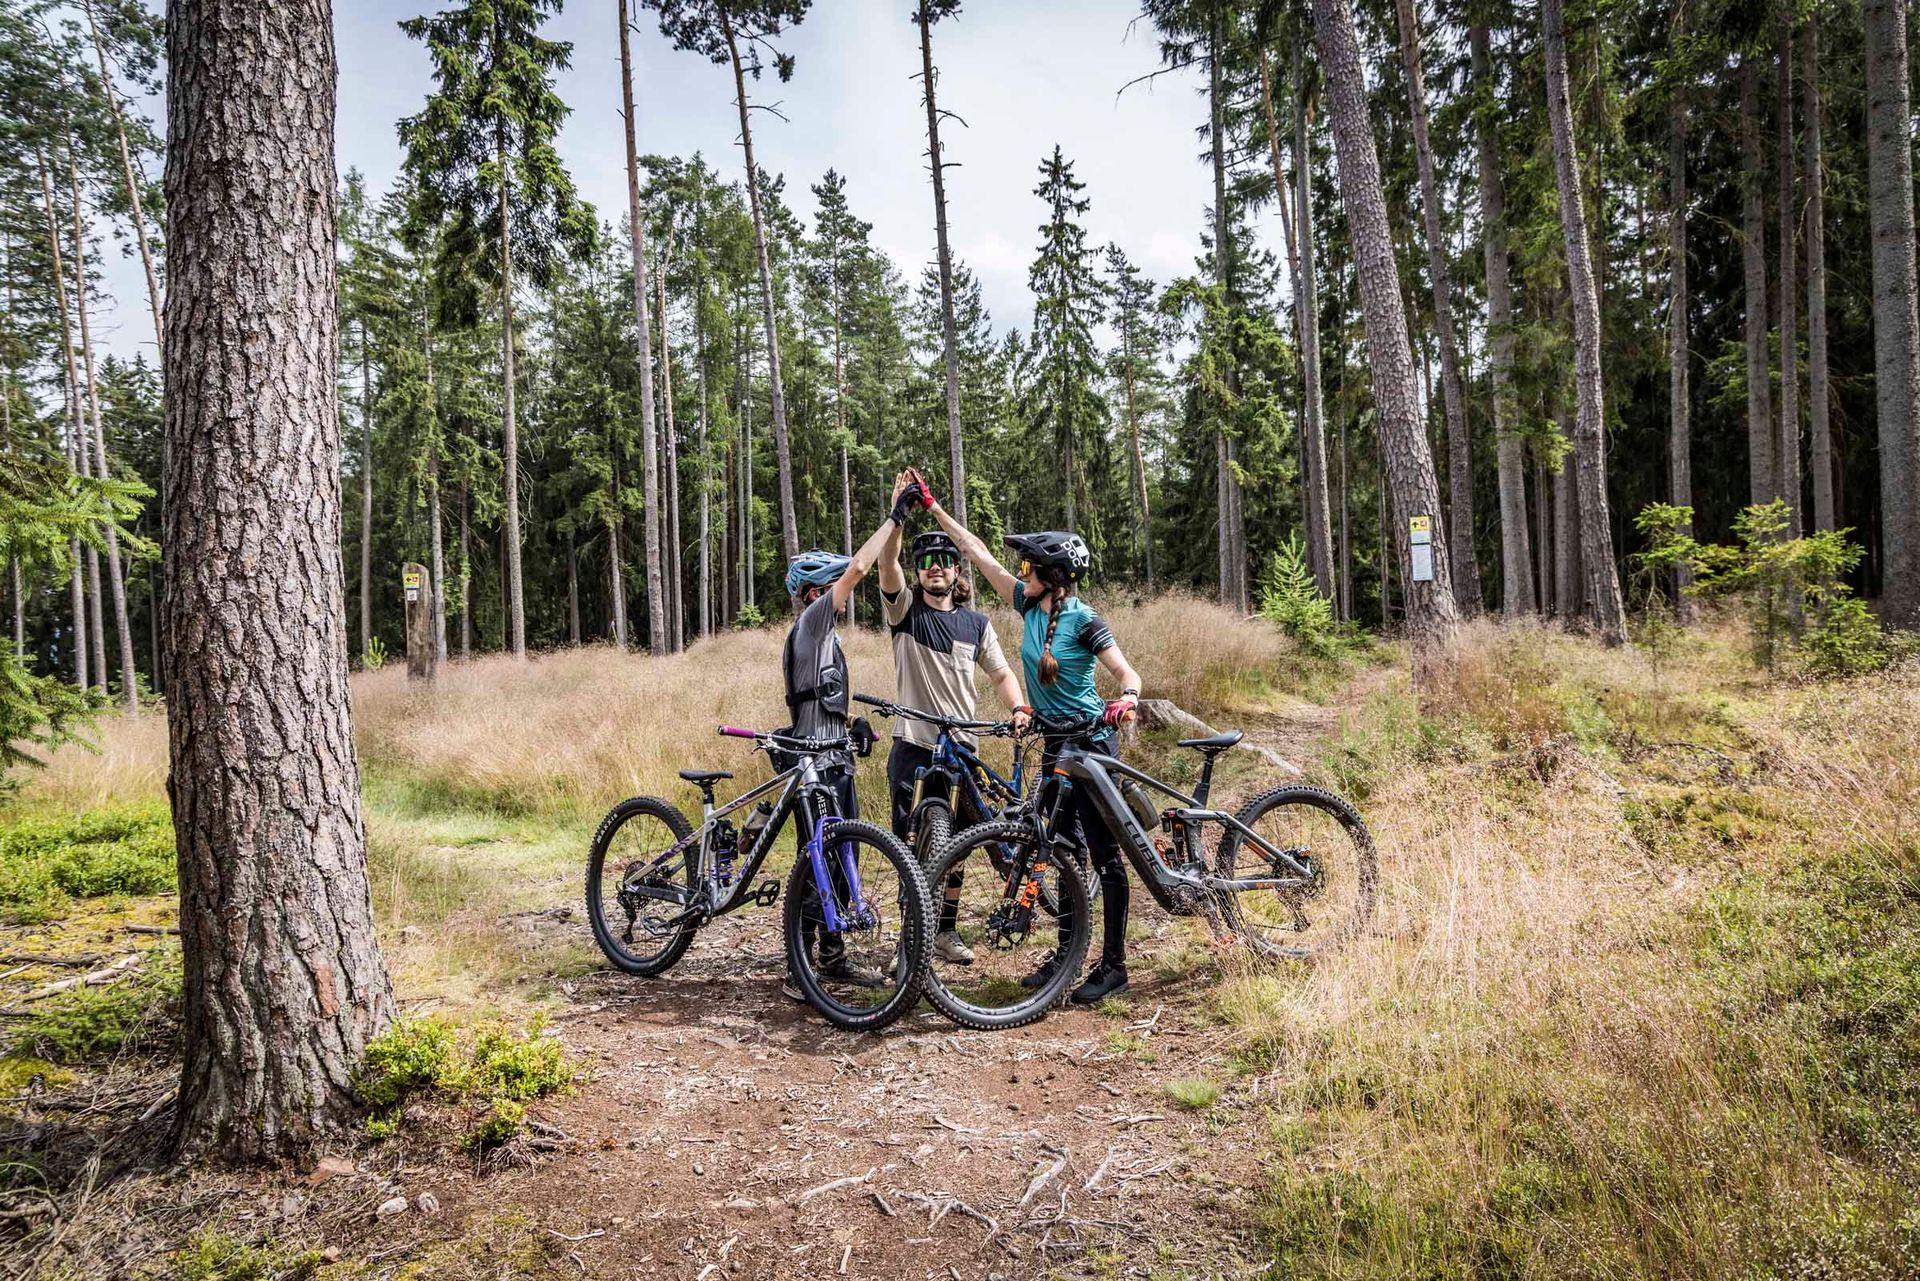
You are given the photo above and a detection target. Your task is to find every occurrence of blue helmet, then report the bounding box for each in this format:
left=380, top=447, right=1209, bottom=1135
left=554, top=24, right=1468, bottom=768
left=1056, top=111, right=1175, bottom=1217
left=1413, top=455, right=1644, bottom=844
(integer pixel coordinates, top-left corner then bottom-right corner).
left=786, top=549, right=852, bottom=599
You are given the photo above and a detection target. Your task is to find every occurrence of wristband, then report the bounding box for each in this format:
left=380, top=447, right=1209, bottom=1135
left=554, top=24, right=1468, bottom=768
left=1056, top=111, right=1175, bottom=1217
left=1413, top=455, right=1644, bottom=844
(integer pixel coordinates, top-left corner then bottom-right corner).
left=1121, top=686, right=1139, bottom=697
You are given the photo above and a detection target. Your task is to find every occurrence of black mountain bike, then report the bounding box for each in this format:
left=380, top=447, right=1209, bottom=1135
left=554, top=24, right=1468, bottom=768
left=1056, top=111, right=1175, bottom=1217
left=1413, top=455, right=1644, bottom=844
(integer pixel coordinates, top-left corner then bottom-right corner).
left=928, top=713, right=1377, bottom=1030
left=584, top=724, right=933, bottom=1033
left=850, top=693, right=1028, bottom=866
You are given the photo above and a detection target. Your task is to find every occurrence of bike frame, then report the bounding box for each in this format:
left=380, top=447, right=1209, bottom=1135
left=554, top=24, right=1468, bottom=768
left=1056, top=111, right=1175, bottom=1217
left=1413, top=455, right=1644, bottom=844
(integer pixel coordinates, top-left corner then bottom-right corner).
left=909, top=730, right=1025, bottom=829
left=1039, top=734, right=1317, bottom=915
left=624, top=733, right=871, bottom=932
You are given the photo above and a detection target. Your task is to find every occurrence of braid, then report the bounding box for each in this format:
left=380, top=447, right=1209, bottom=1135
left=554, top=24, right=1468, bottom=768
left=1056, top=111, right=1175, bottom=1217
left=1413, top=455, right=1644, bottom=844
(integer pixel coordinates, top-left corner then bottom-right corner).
left=1035, top=565, right=1073, bottom=685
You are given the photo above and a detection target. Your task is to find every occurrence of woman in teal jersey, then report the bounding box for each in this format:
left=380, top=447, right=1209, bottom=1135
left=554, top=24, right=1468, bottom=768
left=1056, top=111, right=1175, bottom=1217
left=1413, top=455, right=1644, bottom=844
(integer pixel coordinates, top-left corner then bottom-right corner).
left=925, top=500, right=1144, bottom=1003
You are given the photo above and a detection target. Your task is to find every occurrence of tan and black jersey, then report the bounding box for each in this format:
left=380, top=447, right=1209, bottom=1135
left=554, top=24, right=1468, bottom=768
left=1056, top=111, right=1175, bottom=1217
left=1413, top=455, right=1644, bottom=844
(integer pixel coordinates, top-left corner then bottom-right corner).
left=880, top=586, right=1010, bottom=749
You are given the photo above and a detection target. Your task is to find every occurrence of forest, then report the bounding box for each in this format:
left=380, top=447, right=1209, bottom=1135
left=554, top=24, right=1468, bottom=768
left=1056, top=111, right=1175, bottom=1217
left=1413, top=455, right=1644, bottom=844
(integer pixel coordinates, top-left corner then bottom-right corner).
left=0, top=0, right=1917, bottom=1277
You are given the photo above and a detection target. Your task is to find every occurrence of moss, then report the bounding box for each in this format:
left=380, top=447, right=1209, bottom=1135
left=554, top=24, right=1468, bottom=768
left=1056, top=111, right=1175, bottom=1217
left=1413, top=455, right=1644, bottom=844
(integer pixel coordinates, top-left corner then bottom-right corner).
left=357, top=1015, right=573, bottom=1143
left=0, top=1055, right=72, bottom=1097
left=161, top=1230, right=322, bottom=1281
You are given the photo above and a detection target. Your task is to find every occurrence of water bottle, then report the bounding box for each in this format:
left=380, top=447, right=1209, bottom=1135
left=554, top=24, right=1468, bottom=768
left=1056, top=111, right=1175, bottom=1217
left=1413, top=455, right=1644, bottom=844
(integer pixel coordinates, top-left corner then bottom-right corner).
left=1120, top=779, right=1157, bottom=833
left=740, top=800, right=775, bottom=851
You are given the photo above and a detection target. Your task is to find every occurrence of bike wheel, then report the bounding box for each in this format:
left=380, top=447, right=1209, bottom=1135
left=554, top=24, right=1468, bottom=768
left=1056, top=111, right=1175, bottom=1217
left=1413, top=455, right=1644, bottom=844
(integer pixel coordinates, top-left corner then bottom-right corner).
left=911, top=800, right=953, bottom=870
left=783, top=819, right=933, bottom=1033
left=585, top=797, right=698, bottom=976
left=922, top=820, right=1091, bottom=1031
left=1213, top=785, right=1377, bottom=959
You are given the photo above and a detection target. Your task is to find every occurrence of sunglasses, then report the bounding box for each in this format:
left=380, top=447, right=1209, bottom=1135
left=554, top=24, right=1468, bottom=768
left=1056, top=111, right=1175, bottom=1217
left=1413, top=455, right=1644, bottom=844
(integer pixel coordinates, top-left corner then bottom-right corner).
left=917, top=552, right=960, bottom=570
left=1018, top=560, right=1033, bottom=577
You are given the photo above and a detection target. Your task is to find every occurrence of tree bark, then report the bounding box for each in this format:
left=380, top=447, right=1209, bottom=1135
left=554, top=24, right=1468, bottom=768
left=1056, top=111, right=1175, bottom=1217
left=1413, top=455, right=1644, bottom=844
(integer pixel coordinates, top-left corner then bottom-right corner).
left=67, top=147, right=140, bottom=709
left=1776, top=32, right=1801, bottom=536
left=1309, top=0, right=1459, bottom=648
left=458, top=487, right=471, bottom=658
left=619, top=0, right=660, bottom=654
left=1740, top=59, right=1774, bottom=508
left=697, top=308, right=712, bottom=639
left=424, top=315, right=447, bottom=661
left=1865, top=0, right=1920, bottom=625
left=358, top=322, right=372, bottom=664
left=86, top=0, right=165, bottom=353
left=1553, top=420, right=1580, bottom=621
left=1801, top=17, right=1832, bottom=533
left=722, top=9, right=799, bottom=567
left=162, top=0, right=392, bottom=1160
left=38, top=149, right=88, bottom=690
left=1396, top=0, right=1481, bottom=615
left=1471, top=23, right=1533, bottom=616
left=918, top=1, right=966, bottom=538
left=1668, top=73, right=1694, bottom=617
left=1117, top=280, right=1154, bottom=589
left=1542, top=0, right=1628, bottom=645
left=495, top=115, right=526, bottom=657
left=1209, top=4, right=1247, bottom=613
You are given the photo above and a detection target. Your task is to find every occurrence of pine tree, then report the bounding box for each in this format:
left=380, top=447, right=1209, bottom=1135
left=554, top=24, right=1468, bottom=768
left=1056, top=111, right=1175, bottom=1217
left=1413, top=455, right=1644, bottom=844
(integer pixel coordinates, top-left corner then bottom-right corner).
left=1027, top=147, right=1107, bottom=543
left=399, top=0, right=596, bottom=658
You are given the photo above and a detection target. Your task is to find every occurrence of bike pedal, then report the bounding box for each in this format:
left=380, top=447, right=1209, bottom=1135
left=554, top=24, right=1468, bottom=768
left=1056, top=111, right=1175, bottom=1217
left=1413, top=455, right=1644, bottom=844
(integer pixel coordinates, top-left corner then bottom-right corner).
left=751, top=880, right=780, bottom=907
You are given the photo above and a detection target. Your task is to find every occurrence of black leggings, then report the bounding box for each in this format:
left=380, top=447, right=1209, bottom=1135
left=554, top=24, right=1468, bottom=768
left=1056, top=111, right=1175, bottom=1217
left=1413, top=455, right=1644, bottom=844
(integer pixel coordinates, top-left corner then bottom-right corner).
left=1043, top=733, right=1130, bottom=969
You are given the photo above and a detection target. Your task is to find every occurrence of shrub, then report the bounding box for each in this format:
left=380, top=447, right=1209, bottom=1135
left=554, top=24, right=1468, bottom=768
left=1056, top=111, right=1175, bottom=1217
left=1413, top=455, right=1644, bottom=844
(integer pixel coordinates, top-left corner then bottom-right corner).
left=357, top=1015, right=573, bottom=1148
left=0, top=801, right=175, bottom=921
left=356, top=1015, right=461, bottom=1110
left=1257, top=534, right=1344, bottom=660
left=166, top=1230, right=321, bottom=1281
left=1802, top=596, right=1889, bottom=677
left=1166, top=1077, right=1221, bottom=1110
left=16, top=949, right=182, bottom=1063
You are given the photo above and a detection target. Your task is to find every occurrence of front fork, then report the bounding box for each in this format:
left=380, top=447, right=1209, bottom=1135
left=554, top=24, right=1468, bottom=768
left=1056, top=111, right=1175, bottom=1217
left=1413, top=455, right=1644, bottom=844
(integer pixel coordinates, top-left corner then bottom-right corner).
left=805, top=803, right=872, bottom=932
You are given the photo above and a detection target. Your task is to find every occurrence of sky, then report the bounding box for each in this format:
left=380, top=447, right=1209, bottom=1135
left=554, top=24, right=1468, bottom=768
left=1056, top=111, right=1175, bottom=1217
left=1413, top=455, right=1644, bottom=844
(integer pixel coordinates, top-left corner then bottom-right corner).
left=97, top=0, right=1253, bottom=365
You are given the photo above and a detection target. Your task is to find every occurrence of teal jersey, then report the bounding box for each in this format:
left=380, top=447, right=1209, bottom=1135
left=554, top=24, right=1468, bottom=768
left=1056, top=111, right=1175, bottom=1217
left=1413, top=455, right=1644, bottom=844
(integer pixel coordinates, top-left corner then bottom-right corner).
left=1013, top=584, right=1116, bottom=721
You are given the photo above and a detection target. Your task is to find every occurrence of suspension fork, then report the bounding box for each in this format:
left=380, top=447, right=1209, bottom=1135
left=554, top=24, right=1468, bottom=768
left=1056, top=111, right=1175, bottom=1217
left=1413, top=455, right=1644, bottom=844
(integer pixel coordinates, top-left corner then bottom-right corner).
left=803, top=790, right=872, bottom=932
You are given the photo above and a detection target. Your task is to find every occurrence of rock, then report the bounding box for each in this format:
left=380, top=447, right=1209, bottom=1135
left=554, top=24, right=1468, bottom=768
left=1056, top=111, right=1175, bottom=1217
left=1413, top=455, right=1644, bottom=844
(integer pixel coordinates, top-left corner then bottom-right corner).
left=375, top=1196, right=409, bottom=1219
left=279, top=1193, right=308, bottom=1220
left=322, top=1247, right=341, bottom=1263
left=307, top=1155, right=357, bottom=1186
left=415, top=1192, right=441, bottom=1216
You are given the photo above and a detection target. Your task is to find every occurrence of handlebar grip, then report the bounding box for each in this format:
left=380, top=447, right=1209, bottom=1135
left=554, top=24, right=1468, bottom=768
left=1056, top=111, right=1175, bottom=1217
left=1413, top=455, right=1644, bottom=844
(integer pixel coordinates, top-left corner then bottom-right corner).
left=851, top=693, right=889, bottom=709
left=717, top=726, right=758, bottom=739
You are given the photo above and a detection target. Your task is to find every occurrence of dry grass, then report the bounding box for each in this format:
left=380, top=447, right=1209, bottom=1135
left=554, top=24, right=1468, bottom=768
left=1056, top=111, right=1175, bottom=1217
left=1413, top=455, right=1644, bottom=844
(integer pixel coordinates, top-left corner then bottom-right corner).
left=1219, top=621, right=1920, bottom=1278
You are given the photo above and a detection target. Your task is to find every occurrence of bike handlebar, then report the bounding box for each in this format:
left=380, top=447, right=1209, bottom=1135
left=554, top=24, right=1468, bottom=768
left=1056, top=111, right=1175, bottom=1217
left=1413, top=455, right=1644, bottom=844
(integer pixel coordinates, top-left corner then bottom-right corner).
left=717, top=725, right=757, bottom=739
left=717, top=724, right=855, bottom=754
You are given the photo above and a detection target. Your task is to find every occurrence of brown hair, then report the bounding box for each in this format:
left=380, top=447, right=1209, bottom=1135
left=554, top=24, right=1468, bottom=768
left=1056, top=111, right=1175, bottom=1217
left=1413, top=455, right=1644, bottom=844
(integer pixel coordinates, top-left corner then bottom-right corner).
left=1034, top=565, right=1074, bottom=685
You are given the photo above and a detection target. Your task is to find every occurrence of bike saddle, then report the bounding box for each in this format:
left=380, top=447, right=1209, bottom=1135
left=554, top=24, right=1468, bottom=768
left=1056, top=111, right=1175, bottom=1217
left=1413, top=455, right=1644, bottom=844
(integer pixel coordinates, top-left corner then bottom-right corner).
left=1177, top=730, right=1242, bottom=753
left=678, top=769, right=734, bottom=784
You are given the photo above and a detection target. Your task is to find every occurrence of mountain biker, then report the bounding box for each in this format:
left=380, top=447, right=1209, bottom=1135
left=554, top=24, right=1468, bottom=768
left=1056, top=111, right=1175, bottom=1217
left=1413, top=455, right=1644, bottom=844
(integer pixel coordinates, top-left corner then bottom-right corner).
left=925, top=504, right=1145, bottom=1004
left=877, top=470, right=1032, bottom=966
left=778, top=495, right=923, bottom=1003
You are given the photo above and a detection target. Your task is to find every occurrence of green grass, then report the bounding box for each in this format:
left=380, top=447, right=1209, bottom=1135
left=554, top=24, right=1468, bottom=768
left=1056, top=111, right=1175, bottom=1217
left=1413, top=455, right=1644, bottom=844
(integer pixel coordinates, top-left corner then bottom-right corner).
left=357, top=1014, right=575, bottom=1148
left=14, top=947, right=181, bottom=1063
left=1166, top=1077, right=1221, bottom=1110
left=0, top=801, right=174, bottom=922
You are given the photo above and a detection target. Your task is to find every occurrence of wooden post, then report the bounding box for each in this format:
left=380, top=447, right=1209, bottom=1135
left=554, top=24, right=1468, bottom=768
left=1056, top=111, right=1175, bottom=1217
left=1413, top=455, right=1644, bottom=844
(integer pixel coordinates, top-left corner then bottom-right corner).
left=403, top=562, right=436, bottom=683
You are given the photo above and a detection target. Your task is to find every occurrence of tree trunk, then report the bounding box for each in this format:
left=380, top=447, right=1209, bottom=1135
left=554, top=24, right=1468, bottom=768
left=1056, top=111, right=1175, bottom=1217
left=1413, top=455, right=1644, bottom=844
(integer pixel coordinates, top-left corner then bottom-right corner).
left=86, top=0, right=165, bottom=353
left=1396, top=0, right=1481, bottom=614
left=697, top=309, right=712, bottom=639
left=38, top=149, right=88, bottom=690
left=1209, top=5, right=1247, bottom=613
left=1472, top=23, right=1533, bottom=616
left=659, top=249, right=684, bottom=651
left=1803, top=15, right=1833, bottom=534
left=1776, top=33, right=1801, bottom=536
left=162, top=0, right=393, bottom=1160
left=1740, top=59, right=1774, bottom=508
left=1534, top=447, right=1553, bottom=616
left=1309, top=0, right=1459, bottom=648
left=619, top=0, right=661, bottom=654
left=1865, top=0, right=1920, bottom=625
left=833, top=253, right=855, bottom=624
left=1118, top=290, right=1154, bottom=589
left=1669, top=75, right=1694, bottom=617
left=358, top=322, right=373, bottom=664
left=1542, top=0, right=1628, bottom=645
left=495, top=118, right=525, bottom=657
left=566, top=531, right=580, bottom=644
left=741, top=336, right=754, bottom=612
left=1553, top=422, right=1580, bottom=620
left=459, top=487, right=471, bottom=658
left=67, top=147, right=140, bottom=709
left=722, top=9, right=799, bottom=566
left=1259, top=47, right=1333, bottom=598
left=424, top=315, right=447, bottom=662
left=918, top=1, right=966, bottom=537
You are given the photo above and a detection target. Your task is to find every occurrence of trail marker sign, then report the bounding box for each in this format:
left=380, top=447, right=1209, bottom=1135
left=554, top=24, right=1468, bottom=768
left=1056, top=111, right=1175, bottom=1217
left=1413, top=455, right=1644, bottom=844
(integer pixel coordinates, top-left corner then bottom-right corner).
left=1409, top=514, right=1435, bottom=584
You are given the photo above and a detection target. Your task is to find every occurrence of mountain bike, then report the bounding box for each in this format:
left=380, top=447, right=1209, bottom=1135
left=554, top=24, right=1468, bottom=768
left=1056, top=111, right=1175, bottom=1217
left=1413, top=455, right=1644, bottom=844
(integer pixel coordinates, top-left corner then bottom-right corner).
left=584, top=724, right=934, bottom=1033
left=850, top=693, right=1028, bottom=866
left=928, top=712, right=1377, bottom=1030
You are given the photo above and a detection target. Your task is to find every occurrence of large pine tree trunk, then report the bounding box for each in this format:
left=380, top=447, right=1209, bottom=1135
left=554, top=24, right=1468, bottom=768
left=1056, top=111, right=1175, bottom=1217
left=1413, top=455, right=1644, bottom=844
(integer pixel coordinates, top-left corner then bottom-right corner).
left=162, top=0, right=393, bottom=1159
left=1865, top=0, right=1920, bottom=625
left=67, top=150, right=139, bottom=710
left=1396, top=0, right=1482, bottom=615
left=1309, top=0, right=1459, bottom=648
left=722, top=11, right=799, bottom=567
left=1740, top=60, right=1774, bottom=508
left=38, top=149, right=88, bottom=689
left=358, top=326, right=372, bottom=663
left=495, top=119, right=526, bottom=658
left=1543, top=0, right=1627, bottom=645
left=918, top=1, right=966, bottom=536
left=458, top=487, right=472, bottom=658
left=1669, top=78, right=1695, bottom=617
left=1803, top=16, right=1833, bottom=533
left=1209, top=6, right=1247, bottom=613
left=1776, top=35, right=1801, bottom=535
left=1472, top=23, right=1533, bottom=616
left=619, top=0, right=661, bottom=654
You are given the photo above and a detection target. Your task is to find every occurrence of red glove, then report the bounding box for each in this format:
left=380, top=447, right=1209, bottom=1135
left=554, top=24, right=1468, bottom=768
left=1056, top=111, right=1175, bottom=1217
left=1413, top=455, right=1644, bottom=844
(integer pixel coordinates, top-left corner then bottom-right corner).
left=904, top=466, right=934, bottom=511
left=1102, top=697, right=1137, bottom=728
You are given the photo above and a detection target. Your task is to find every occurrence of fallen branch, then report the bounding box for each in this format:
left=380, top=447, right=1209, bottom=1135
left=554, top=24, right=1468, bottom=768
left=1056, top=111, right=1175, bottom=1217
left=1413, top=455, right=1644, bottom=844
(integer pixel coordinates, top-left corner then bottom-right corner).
left=1018, top=1148, right=1069, bottom=1208
left=1135, top=700, right=1301, bottom=776
left=545, top=1228, right=605, bottom=1244
left=793, top=1167, right=876, bottom=1205
left=1083, top=1152, right=1118, bottom=1191
left=22, top=953, right=143, bottom=1002
left=0, top=953, right=102, bottom=968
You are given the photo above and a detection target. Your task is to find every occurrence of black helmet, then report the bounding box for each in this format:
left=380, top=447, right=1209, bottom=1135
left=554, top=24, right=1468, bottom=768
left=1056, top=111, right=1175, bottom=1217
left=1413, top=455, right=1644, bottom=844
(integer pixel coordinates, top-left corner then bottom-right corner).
left=911, top=531, right=960, bottom=564
left=1005, top=531, right=1092, bottom=583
